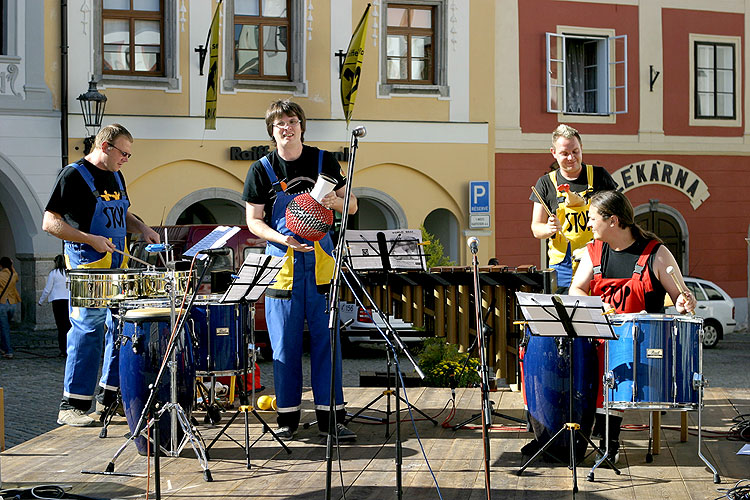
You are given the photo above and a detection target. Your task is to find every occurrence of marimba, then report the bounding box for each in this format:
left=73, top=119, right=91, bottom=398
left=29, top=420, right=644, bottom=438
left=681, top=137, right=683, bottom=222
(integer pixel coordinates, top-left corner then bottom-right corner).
left=340, top=265, right=550, bottom=384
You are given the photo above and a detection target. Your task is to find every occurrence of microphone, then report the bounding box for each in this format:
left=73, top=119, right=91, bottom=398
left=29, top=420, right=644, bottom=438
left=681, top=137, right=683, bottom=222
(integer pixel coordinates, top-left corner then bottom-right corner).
left=467, top=236, right=479, bottom=255
left=352, top=126, right=367, bottom=138
left=198, top=248, right=230, bottom=256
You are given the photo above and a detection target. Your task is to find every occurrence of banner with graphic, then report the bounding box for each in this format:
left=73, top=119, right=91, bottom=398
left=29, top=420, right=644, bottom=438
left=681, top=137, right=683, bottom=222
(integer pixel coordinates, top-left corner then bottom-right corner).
left=340, top=4, right=370, bottom=125
left=205, top=0, right=223, bottom=130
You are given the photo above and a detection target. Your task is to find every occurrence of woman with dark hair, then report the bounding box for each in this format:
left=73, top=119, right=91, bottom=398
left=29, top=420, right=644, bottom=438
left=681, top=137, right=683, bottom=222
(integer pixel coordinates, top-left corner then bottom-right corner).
left=39, top=255, right=71, bottom=357
left=570, top=189, right=696, bottom=463
left=0, top=256, right=21, bottom=359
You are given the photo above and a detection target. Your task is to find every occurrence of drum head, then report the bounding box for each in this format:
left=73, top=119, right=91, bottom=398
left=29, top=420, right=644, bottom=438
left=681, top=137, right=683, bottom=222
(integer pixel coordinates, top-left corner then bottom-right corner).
left=123, top=307, right=172, bottom=322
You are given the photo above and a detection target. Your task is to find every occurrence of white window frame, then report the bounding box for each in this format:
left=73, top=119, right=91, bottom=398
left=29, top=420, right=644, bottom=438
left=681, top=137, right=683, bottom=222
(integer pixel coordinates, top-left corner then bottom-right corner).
left=0, top=0, right=24, bottom=99
left=92, top=1, right=179, bottom=90
left=546, top=27, right=627, bottom=123
left=222, top=0, right=305, bottom=94
left=378, top=0, right=449, bottom=98
left=689, top=33, right=742, bottom=128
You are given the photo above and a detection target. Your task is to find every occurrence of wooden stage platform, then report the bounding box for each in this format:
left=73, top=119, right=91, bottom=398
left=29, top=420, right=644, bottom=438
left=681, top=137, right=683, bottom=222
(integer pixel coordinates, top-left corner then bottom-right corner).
left=1, top=386, right=748, bottom=499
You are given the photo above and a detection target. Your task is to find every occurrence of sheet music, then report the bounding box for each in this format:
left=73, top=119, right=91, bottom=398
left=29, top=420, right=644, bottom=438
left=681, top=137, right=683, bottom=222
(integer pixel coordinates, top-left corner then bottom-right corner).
left=345, top=229, right=426, bottom=271
left=515, top=292, right=616, bottom=339
left=183, top=226, right=241, bottom=260
left=220, top=252, right=286, bottom=303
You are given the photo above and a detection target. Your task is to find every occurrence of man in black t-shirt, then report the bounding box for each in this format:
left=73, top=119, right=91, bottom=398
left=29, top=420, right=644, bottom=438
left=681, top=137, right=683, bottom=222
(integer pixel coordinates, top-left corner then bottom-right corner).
left=530, top=124, right=618, bottom=291
left=243, top=100, right=358, bottom=441
left=42, top=123, right=159, bottom=427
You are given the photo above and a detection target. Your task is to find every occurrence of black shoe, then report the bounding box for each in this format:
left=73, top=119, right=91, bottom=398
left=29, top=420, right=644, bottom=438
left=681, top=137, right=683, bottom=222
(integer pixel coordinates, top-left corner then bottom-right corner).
left=275, top=426, right=296, bottom=441
left=319, top=423, right=356, bottom=441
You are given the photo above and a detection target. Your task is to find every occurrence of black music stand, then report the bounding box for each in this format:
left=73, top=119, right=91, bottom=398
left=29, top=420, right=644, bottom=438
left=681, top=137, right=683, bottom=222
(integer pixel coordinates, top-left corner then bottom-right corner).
left=515, top=292, right=620, bottom=495
left=205, top=252, right=292, bottom=469
left=343, top=230, right=435, bottom=430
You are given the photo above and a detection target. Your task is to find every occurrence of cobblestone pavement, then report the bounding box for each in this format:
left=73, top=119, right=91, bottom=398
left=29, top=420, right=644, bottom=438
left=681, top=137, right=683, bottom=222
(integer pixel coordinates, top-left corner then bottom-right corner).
left=0, top=328, right=406, bottom=449
left=1, top=326, right=748, bottom=450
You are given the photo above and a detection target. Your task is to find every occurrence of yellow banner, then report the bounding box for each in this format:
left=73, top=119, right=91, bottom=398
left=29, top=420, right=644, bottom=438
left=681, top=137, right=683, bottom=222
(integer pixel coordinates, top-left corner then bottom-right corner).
left=340, top=4, right=370, bottom=125
left=205, top=0, right=223, bottom=130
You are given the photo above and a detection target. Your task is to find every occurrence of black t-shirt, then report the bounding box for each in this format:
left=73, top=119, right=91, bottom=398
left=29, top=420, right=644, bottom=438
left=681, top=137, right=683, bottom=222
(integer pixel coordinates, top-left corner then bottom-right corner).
left=530, top=164, right=617, bottom=213
left=242, top=146, right=346, bottom=224
left=45, top=159, right=128, bottom=234
left=598, top=238, right=667, bottom=313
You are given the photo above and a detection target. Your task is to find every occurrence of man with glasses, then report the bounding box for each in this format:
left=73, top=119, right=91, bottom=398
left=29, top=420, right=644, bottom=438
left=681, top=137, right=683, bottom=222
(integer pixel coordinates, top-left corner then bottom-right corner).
left=243, top=100, right=358, bottom=441
left=42, top=123, right=159, bottom=427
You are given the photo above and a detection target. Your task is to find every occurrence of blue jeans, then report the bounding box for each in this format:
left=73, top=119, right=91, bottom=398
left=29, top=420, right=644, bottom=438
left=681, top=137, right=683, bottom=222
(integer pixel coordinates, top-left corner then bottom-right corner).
left=0, top=302, right=16, bottom=354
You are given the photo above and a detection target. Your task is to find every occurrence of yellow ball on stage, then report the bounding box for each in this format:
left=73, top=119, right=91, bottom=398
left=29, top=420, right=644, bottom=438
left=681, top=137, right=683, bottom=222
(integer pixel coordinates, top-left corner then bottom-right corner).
left=271, top=397, right=277, bottom=410
left=257, top=395, right=273, bottom=410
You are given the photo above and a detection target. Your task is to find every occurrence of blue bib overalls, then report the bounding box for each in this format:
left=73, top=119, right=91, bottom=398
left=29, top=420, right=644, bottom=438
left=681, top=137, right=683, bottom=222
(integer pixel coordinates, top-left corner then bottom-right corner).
left=63, top=162, right=129, bottom=407
left=259, top=153, right=344, bottom=430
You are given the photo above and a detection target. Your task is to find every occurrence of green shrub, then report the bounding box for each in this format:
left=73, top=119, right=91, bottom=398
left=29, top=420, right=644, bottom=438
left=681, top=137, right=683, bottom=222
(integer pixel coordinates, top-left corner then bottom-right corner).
left=420, top=225, right=455, bottom=269
left=417, top=337, right=480, bottom=387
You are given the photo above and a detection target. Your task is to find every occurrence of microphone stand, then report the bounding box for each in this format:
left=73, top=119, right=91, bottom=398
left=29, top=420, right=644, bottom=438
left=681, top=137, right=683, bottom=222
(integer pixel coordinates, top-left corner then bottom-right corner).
left=325, top=127, right=362, bottom=500
left=469, top=242, right=492, bottom=500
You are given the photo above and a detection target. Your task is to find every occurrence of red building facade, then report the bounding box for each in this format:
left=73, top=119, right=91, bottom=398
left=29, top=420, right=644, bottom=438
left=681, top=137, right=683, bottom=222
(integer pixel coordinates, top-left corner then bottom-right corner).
left=494, top=1, right=748, bottom=316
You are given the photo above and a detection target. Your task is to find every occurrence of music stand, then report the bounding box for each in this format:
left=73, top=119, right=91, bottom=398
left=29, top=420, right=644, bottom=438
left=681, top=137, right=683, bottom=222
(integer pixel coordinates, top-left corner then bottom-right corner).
left=343, top=230, right=435, bottom=425
left=515, top=292, right=620, bottom=494
left=205, top=252, right=292, bottom=468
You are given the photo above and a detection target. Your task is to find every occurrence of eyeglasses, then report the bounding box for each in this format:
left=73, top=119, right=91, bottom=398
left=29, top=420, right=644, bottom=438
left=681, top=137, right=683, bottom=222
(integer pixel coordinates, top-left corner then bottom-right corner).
left=273, top=118, right=301, bottom=129
left=107, top=143, right=132, bottom=159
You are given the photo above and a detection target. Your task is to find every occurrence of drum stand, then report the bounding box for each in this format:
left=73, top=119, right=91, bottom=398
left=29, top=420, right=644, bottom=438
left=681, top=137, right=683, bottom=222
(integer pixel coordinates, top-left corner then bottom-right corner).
left=517, top=295, right=619, bottom=495
left=205, top=298, right=291, bottom=468
left=588, top=321, right=720, bottom=484
left=87, top=264, right=214, bottom=493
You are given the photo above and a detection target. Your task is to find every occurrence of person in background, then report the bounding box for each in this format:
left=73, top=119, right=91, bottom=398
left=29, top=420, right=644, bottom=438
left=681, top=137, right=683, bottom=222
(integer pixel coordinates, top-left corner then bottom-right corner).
left=0, top=256, right=21, bottom=359
left=39, top=254, right=71, bottom=357
left=530, top=124, right=617, bottom=292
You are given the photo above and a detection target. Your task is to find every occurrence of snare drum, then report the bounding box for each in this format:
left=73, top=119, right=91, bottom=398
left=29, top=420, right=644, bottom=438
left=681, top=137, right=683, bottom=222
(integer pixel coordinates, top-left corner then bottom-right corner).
left=68, top=269, right=141, bottom=308
left=139, top=269, right=193, bottom=298
left=119, top=307, right=195, bottom=455
left=607, top=314, right=702, bottom=410
left=190, top=296, right=243, bottom=374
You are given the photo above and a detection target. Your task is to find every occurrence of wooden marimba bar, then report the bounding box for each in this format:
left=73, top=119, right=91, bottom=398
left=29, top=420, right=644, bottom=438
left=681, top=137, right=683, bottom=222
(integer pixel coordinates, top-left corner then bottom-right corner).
left=340, top=265, right=547, bottom=384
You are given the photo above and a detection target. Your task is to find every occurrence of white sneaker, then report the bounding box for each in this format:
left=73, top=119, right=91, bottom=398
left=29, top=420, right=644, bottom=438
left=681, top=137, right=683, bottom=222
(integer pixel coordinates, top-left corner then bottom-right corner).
left=57, top=409, right=97, bottom=427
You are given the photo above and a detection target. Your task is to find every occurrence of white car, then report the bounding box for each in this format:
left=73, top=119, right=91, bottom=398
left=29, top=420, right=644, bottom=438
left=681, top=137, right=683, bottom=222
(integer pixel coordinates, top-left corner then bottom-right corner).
left=337, top=301, right=427, bottom=348
left=666, top=277, right=736, bottom=348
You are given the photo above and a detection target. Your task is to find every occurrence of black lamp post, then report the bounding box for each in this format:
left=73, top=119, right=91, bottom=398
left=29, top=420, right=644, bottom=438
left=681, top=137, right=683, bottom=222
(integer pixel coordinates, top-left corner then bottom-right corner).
left=77, top=77, right=107, bottom=154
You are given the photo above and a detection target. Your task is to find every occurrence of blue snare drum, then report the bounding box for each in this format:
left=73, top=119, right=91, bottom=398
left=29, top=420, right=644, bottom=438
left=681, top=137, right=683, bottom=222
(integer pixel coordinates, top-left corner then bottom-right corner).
left=119, top=307, right=195, bottom=455
left=189, top=297, right=243, bottom=375
left=523, top=332, right=599, bottom=458
left=608, top=314, right=701, bottom=410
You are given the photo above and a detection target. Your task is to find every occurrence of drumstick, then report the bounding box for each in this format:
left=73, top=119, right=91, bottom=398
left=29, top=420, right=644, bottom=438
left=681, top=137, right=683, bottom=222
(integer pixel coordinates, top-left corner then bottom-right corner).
left=531, top=186, right=554, bottom=218
left=666, top=265, right=694, bottom=316
left=112, top=247, right=151, bottom=268
left=531, top=186, right=567, bottom=241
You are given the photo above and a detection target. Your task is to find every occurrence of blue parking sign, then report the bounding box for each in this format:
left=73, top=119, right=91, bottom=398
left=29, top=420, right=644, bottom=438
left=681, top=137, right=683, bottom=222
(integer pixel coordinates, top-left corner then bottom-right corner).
left=469, top=181, right=490, bottom=213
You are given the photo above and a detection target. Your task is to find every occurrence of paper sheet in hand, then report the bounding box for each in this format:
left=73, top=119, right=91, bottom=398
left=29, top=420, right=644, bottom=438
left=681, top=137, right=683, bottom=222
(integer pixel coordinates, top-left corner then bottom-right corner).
left=183, top=225, right=241, bottom=260
left=516, top=292, right=616, bottom=339
left=345, top=229, right=425, bottom=271
left=220, top=252, right=286, bottom=303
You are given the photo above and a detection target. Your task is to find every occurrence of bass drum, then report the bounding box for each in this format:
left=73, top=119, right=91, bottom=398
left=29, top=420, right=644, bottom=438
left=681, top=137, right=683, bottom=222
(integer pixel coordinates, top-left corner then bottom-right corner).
left=119, top=307, right=195, bottom=455
left=523, top=334, right=599, bottom=460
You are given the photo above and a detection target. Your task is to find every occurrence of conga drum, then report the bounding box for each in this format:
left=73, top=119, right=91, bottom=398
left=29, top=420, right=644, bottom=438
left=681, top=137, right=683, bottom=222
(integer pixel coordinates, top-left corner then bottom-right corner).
left=119, top=307, right=195, bottom=455
left=522, top=334, right=599, bottom=460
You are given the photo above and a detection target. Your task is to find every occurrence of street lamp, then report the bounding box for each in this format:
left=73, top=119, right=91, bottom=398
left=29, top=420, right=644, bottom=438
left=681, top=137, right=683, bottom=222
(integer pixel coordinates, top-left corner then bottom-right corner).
left=77, top=77, right=107, bottom=154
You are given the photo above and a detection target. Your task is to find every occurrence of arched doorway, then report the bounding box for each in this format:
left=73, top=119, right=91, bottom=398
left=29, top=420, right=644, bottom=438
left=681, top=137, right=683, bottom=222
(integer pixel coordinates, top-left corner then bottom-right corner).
left=634, top=201, right=688, bottom=272
left=176, top=198, right=245, bottom=225
left=350, top=187, right=408, bottom=230
left=424, top=208, right=459, bottom=264
left=166, top=188, right=245, bottom=225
